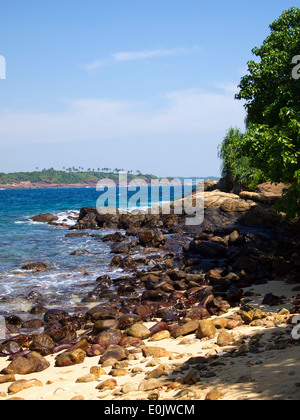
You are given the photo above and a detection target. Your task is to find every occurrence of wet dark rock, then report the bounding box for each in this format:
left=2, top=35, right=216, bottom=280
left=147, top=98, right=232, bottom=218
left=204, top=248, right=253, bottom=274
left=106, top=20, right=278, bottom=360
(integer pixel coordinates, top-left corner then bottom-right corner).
left=52, top=344, right=73, bottom=354
left=44, top=309, right=69, bottom=323
left=205, top=269, right=222, bottom=282
left=30, top=213, right=59, bottom=223
left=169, top=270, right=188, bottom=280
left=119, top=336, right=145, bottom=348
left=70, top=250, right=90, bottom=255
left=110, top=242, right=131, bottom=254
left=99, top=345, right=128, bottom=364
left=52, top=325, right=77, bottom=344
left=92, top=319, right=120, bottom=334
left=110, top=256, right=123, bottom=267
left=44, top=321, right=62, bottom=332
left=134, top=305, right=155, bottom=321
left=188, top=241, right=227, bottom=258
left=0, top=341, right=22, bottom=356
left=29, top=334, right=55, bottom=355
left=6, top=324, right=20, bottom=334
left=156, top=307, right=178, bottom=318
left=21, top=319, right=45, bottom=330
left=207, top=297, right=231, bottom=316
left=96, top=274, right=111, bottom=283
left=65, top=232, right=90, bottom=238
left=86, top=305, right=119, bottom=321
left=102, top=232, right=125, bottom=242
left=173, top=281, right=187, bottom=291
left=29, top=306, right=48, bottom=315
left=162, top=314, right=180, bottom=323
left=197, top=286, right=214, bottom=301
left=118, top=314, right=143, bottom=330
left=149, top=322, right=169, bottom=336
left=141, top=290, right=165, bottom=302
left=94, top=330, right=123, bottom=348
left=262, top=293, right=283, bottom=307
left=55, top=349, right=86, bottom=367
left=5, top=315, right=23, bottom=327
left=4, top=335, right=32, bottom=347
left=138, top=229, right=167, bottom=248
left=21, top=262, right=48, bottom=272
left=116, top=285, right=136, bottom=297
left=86, top=344, right=105, bottom=357
left=227, top=288, right=244, bottom=304
left=26, top=291, right=43, bottom=301
left=186, top=307, right=211, bottom=320
left=119, top=256, right=137, bottom=269
left=59, top=316, right=85, bottom=330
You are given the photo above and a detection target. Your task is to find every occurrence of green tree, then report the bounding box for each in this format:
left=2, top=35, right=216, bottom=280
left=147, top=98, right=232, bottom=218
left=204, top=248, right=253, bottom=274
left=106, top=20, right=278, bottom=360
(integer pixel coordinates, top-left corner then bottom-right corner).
left=235, top=7, right=300, bottom=217
left=218, top=127, right=264, bottom=191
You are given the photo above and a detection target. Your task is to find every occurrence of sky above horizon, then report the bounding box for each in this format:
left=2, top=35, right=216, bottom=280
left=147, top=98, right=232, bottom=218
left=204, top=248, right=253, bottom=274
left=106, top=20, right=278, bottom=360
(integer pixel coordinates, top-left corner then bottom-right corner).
left=0, top=0, right=297, bottom=177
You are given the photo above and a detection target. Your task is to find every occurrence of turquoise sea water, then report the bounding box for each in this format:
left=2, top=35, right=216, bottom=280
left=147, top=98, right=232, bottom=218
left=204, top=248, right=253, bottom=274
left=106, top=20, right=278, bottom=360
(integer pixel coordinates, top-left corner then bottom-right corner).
left=0, top=187, right=184, bottom=315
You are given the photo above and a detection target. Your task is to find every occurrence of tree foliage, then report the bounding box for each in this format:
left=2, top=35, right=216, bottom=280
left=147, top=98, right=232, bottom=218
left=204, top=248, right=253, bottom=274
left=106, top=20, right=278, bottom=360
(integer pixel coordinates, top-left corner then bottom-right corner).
left=218, top=127, right=264, bottom=191
left=233, top=7, right=300, bottom=217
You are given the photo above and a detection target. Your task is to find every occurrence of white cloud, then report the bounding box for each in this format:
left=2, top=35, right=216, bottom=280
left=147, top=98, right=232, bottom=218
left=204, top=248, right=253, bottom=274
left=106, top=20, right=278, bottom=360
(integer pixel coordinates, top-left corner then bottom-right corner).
left=83, top=46, right=199, bottom=71
left=0, top=88, right=246, bottom=148
left=112, top=48, right=188, bottom=62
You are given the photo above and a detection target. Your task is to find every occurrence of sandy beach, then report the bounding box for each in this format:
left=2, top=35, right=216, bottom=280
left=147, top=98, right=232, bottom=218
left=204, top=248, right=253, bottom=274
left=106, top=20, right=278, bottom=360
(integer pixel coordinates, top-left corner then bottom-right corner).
left=0, top=280, right=299, bottom=401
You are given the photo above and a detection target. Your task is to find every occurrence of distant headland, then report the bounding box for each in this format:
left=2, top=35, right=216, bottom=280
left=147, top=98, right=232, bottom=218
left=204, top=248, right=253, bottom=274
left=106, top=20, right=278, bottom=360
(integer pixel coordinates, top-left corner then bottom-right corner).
left=0, top=168, right=219, bottom=189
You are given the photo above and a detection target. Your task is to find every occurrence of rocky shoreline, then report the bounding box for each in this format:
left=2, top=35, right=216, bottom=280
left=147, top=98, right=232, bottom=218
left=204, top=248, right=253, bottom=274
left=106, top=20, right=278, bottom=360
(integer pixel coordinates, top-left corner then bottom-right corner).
left=0, top=182, right=300, bottom=400
left=0, top=181, right=99, bottom=190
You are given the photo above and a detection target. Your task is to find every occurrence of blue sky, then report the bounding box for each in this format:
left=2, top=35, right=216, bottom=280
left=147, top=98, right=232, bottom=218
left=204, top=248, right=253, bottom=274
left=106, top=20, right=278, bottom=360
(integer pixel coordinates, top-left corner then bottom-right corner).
left=0, top=0, right=297, bottom=177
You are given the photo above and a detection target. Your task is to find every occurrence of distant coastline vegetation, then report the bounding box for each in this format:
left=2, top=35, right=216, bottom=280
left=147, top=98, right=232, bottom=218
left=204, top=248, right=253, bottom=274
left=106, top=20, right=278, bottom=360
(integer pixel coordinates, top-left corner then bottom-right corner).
left=0, top=167, right=161, bottom=185
left=0, top=167, right=219, bottom=186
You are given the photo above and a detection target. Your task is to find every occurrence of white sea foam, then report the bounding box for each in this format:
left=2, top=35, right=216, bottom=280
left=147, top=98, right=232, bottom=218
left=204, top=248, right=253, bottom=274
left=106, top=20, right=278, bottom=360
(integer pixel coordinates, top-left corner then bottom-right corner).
left=15, top=219, right=40, bottom=225
left=55, top=210, right=79, bottom=226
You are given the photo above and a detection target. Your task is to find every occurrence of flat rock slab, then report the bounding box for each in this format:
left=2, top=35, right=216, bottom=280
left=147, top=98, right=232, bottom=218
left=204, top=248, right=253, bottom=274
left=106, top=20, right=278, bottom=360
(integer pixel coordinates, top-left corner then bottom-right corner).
left=8, top=379, right=43, bottom=395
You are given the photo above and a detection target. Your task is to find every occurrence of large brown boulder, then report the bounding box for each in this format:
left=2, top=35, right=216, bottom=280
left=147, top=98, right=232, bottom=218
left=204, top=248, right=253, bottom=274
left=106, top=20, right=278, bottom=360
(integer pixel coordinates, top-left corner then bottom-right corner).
left=2, top=352, right=50, bottom=375
left=127, top=324, right=151, bottom=340
left=138, top=229, right=166, bottom=248
left=196, top=320, right=217, bottom=339
left=142, top=346, right=170, bottom=358
left=30, top=213, right=59, bottom=223
left=55, top=349, right=86, bottom=367
left=30, top=334, right=55, bottom=355
left=172, top=320, right=200, bottom=338
left=2, top=357, right=35, bottom=375
left=99, top=345, right=128, bottom=364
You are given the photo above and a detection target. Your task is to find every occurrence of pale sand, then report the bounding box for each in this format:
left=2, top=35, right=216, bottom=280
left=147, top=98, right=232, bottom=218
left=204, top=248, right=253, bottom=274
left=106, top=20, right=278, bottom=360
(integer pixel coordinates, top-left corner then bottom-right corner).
left=0, top=281, right=300, bottom=401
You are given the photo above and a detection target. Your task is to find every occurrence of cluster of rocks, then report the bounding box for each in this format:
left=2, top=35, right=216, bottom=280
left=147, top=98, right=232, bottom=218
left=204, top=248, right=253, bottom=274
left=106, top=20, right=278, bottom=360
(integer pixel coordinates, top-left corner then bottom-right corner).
left=4, top=181, right=299, bottom=399
left=30, top=212, right=79, bottom=228
left=0, top=299, right=296, bottom=399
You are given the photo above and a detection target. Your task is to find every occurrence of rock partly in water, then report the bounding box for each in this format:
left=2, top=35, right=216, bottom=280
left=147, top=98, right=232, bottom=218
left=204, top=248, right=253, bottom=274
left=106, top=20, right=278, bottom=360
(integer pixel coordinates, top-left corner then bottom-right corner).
left=21, top=262, right=48, bottom=272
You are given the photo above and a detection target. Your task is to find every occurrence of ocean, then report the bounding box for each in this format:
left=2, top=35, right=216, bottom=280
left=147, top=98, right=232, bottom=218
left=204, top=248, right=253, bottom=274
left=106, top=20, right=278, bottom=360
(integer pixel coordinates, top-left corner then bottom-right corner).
left=0, top=186, right=184, bottom=316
